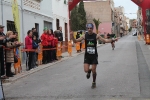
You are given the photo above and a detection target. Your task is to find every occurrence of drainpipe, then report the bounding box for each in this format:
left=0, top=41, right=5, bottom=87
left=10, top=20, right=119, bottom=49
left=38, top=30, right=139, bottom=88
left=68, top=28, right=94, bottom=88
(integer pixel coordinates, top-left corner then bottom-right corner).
left=20, top=0, right=25, bottom=63
left=21, top=0, right=24, bottom=40
left=1, top=0, right=3, bottom=25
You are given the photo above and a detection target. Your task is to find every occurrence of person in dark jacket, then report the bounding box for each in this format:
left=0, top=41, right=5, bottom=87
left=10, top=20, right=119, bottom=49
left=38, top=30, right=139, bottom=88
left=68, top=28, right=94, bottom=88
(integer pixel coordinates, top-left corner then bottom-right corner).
left=33, top=31, right=41, bottom=65
left=32, top=35, right=39, bottom=68
left=76, top=31, right=82, bottom=52
left=0, top=25, right=16, bottom=79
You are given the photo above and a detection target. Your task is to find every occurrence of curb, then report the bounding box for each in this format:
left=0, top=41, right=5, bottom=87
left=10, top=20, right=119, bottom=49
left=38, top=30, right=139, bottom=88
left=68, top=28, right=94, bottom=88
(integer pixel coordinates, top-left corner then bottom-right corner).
left=3, top=44, right=104, bottom=84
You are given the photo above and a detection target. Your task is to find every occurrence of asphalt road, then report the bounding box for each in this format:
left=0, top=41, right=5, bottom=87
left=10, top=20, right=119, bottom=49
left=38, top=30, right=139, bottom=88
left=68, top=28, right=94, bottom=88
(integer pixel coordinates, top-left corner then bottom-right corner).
left=3, top=35, right=150, bottom=100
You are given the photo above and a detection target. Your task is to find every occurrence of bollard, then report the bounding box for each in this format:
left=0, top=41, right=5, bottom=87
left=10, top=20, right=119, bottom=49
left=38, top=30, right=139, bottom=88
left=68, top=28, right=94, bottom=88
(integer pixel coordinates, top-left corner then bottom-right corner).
left=68, top=41, right=72, bottom=57
left=138, top=34, right=141, bottom=40
left=57, top=42, right=62, bottom=60
left=76, top=42, right=81, bottom=52
left=38, top=44, right=43, bottom=65
left=146, top=34, right=150, bottom=44
left=82, top=41, right=85, bottom=49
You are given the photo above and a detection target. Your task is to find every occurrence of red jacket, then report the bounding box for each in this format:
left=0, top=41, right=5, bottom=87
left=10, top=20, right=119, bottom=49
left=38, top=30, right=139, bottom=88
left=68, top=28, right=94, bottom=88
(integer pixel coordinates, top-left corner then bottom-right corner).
left=47, top=34, right=53, bottom=46
left=52, top=37, right=58, bottom=47
left=25, top=35, right=32, bottom=49
left=41, top=33, right=48, bottom=46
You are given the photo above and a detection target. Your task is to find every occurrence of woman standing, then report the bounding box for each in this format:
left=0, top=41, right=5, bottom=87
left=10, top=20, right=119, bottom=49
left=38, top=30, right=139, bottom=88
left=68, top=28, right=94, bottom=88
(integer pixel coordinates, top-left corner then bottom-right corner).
left=47, top=29, right=53, bottom=63
left=25, top=30, right=33, bottom=70
left=5, top=31, right=21, bottom=77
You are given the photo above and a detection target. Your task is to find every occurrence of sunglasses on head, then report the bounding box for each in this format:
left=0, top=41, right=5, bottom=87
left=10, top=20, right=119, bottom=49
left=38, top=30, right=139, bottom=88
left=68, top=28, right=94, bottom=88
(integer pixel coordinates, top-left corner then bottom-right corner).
left=88, top=28, right=93, bottom=29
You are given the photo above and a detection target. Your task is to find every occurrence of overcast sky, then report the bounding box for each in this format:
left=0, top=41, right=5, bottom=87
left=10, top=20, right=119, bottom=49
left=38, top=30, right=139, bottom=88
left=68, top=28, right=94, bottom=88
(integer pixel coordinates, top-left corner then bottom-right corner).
left=113, top=0, right=138, bottom=19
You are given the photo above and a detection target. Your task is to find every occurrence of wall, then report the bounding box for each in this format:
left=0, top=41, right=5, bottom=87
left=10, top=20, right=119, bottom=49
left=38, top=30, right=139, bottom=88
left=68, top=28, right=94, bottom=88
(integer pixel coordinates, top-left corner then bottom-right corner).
left=52, top=0, right=70, bottom=41
left=93, top=22, right=112, bottom=34
left=84, top=1, right=112, bottom=34
left=0, top=0, right=53, bottom=63
left=84, top=1, right=112, bottom=23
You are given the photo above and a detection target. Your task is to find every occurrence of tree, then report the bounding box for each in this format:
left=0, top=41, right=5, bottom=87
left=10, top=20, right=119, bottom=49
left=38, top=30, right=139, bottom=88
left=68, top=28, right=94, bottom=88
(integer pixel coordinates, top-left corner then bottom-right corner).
left=78, top=0, right=87, bottom=30
left=70, top=6, right=79, bottom=31
left=93, top=18, right=101, bottom=34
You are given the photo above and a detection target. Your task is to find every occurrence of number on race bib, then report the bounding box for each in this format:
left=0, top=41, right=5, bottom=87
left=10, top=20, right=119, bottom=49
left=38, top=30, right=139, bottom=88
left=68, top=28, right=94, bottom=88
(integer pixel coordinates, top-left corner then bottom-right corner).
left=87, top=47, right=95, bottom=54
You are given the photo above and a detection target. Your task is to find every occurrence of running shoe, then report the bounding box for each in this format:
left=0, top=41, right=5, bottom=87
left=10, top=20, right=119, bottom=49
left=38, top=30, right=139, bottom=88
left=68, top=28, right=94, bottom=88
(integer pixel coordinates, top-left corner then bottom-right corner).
left=91, top=82, right=96, bottom=88
left=86, top=70, right=91, bottom=79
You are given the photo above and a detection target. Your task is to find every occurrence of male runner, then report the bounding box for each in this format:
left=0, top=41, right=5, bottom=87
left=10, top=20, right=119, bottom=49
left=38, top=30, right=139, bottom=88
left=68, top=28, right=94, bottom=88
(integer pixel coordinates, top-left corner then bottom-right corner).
left=72, top=23, right=118, bottom=88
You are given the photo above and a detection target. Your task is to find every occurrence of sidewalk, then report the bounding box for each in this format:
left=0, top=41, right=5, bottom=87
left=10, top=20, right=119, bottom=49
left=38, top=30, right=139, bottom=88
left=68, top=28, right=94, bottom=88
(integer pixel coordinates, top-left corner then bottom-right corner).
left=3, top=44, right=104, bottom=84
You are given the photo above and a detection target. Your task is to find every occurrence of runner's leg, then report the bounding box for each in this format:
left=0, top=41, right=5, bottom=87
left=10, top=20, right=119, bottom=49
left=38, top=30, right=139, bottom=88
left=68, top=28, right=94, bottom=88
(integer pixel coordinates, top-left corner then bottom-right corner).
left=84, top=64, right=91, bottom=79
left=91, top=64, right=97, bottom=88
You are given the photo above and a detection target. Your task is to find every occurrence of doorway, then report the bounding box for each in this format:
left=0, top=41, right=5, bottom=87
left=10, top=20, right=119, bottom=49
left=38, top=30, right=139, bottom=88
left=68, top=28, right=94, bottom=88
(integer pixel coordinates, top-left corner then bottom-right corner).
left=56, top=19, right=59, bottom=30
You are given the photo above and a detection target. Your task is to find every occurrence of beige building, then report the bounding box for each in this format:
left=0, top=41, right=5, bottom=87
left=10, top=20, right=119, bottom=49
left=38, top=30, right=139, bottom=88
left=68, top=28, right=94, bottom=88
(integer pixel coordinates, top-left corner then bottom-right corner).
left=84, top=0, right=114, bottom=34
left=137, top=7, right=143, bottom=34
left=114, top=6, right=127, bottom=36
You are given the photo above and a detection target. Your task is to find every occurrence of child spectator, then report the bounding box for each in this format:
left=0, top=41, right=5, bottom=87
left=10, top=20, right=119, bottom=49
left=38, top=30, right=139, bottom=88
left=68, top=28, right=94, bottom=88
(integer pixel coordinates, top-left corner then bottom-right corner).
left=32, top=35, right=39, bottom=68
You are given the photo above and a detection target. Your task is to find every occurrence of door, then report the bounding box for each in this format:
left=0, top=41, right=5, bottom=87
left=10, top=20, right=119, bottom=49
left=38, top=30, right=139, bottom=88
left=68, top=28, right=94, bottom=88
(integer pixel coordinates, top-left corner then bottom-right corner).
left=35, top=23, right=39, bottom=33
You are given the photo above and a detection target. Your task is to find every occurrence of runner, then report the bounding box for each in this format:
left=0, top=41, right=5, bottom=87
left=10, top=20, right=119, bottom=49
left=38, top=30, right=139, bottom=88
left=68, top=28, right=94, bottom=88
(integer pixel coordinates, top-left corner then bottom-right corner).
left=72, top=23, right=118, bottom=88
left=107, top=33, right=116, bottom=50
left=111, top=34, right=116, bottom=50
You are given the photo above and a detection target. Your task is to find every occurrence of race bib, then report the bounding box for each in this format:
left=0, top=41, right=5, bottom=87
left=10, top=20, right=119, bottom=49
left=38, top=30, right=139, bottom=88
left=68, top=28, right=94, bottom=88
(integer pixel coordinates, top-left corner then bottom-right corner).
left=87, top=47, right=95, bottom=54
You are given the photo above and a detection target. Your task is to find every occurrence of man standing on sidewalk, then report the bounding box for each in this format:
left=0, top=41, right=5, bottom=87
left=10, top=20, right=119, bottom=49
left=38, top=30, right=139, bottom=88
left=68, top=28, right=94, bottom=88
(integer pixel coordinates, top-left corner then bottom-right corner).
left=58, top=26, right=63, bottom=58
left=0, top=25, right=16, bottom=78
left=72, top=23, right=118, bottom=88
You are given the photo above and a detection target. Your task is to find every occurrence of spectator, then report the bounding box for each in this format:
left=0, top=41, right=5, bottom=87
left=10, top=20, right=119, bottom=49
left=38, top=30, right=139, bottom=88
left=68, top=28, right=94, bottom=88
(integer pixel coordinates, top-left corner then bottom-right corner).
left=41, top=27, right=48, bottom=64
left=5, top=31, right=21, bottom=77
left=32, top=31, right=41, bottom=66
left=32, top=28, right=36, bottom=33
left=57, top=26, right=63, bottom=42
left=0, top=25, right=16, bottom=79
left=0, top=25, right=6, bottom=78
left=25, top=30, right=33, bottom=70
left=47, top=29, right=53, bottom=63
left=51, top=29, right=58, bottom=61
left=76, top=31, right=82, bottom=52
left=13, top=31, right=22, bottom=74
left=53, top=31, right=59, bottom=60
left=32, top=35, right=39, bottom=68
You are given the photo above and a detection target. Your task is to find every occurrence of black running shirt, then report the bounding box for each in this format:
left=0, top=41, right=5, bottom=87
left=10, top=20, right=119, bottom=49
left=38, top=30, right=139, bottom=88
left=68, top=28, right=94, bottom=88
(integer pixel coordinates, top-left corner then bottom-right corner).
left=85, top=33, right=97, bottom=56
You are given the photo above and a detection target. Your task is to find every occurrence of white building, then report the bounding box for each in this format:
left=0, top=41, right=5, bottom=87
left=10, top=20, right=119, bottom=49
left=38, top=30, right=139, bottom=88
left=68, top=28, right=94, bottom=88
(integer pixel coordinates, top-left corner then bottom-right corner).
left=0, top=0, right=53, bottom=62
left=52, top=0, right=70, bottom=42
left=0, top=0, right=53, bottom=43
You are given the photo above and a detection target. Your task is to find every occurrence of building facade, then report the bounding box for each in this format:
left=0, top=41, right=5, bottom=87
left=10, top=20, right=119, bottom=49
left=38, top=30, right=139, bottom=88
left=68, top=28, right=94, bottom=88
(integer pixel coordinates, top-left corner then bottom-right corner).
left=114, top=6, right=127, bottom=36
left=52, top=0, right=70, bottom=43
left=0, top=0, right=53, bottom=43
left=84, top=0, right=114, bottom=34
left=0, top=0, right=53, bottom=63
left=137, top=7, right=143, bottom=34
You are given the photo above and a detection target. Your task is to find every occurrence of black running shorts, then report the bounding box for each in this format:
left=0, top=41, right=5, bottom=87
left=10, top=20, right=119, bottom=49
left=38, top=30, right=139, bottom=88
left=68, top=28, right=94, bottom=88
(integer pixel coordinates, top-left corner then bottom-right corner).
left=84, top=55, right=98, bottom=64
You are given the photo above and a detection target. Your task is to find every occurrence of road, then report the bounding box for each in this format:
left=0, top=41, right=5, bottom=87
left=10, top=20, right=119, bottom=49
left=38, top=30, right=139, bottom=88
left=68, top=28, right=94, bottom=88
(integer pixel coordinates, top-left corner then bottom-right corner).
left=3, top=35, right=150, bottom=100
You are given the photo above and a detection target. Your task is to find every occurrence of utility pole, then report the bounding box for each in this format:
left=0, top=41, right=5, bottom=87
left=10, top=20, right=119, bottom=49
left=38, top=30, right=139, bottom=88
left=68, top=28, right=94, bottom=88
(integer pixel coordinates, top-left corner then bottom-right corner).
left=1, top=0, right=3, bottom=25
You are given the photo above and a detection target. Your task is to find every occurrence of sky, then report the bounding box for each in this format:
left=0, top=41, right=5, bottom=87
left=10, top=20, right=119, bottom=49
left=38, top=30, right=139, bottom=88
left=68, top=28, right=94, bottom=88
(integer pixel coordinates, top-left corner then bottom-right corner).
left=113, top=0, right=138, bottom=19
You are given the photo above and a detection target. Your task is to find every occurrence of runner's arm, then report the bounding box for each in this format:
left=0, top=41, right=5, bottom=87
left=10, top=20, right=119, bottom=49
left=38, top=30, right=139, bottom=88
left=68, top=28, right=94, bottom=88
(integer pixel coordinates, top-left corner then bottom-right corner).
left=72, top=34, right=85, bottom=43
left=97, top=34, right=117, bottom=43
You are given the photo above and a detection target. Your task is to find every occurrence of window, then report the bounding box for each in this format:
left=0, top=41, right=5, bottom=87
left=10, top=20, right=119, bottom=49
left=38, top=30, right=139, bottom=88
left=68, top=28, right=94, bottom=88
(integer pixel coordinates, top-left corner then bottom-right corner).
left=7, top=21, right=16, bottom=32
left=44, top=21, right=52, bottom=30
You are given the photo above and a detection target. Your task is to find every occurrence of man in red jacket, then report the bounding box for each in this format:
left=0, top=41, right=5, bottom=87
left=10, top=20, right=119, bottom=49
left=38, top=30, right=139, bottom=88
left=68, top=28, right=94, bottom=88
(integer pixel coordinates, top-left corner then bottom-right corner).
left=41, top=27, right=49, bottom=64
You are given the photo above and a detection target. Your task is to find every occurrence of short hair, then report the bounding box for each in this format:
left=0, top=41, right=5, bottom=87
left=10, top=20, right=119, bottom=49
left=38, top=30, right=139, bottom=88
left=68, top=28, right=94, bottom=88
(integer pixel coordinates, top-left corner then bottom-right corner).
left=32, top=28, right=36, bottom=31
left=27, top=30, right=32, bottom=35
